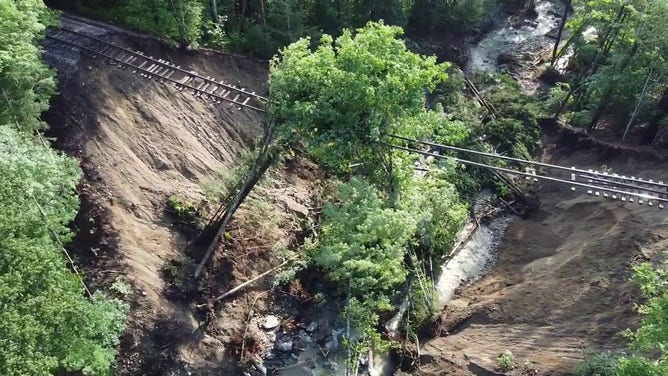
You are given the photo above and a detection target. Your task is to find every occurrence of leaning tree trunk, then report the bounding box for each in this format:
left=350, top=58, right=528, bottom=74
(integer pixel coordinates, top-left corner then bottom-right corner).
left=642, top=86, right=668, bottom=145
left=551, top=0, right=571, bottom=66
left=194, top=121, right=278, bottom=278
left=623, top=68, right=654, bottom=141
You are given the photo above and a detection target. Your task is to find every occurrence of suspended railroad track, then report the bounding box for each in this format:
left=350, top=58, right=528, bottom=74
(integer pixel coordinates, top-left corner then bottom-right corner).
left=385, top=134, right=668, bottom=209
left=46, top=27, right=267, bottom=113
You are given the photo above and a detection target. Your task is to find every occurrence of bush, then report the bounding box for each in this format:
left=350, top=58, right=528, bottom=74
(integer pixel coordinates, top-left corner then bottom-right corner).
left=570, top=110, right=593, bottom=129
left=576, top=352, right=618, bottom=376
left=497, top=350, right=514, bottom=371
left=167, top=194, right=204, bottom=229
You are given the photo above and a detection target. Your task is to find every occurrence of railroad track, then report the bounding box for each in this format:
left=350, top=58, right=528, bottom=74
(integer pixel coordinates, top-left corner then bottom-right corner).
left=46, top=27, right=267, bottom=113
left=387, top=134, right=668, bottom=209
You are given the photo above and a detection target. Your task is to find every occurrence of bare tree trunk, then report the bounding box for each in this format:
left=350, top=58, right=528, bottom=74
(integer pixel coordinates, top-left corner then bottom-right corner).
left=211, top=0, right=218, bottom=22
left=623, top=68, right=654, bottom=141
left=551, top=0, right=571, bottom=66
left=194, top=122, right=277, bottom=278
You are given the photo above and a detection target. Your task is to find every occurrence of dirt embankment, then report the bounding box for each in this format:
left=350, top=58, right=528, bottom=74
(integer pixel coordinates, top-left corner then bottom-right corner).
left=415, top=129, right=668, bottom=375
left=44, top=28, right=321, bottom=375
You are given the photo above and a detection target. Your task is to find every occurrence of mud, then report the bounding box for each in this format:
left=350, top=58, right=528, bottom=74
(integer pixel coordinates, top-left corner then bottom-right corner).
left=415, top=127, right=668, bottom=375
left=43, top=20, right=323, bottom=376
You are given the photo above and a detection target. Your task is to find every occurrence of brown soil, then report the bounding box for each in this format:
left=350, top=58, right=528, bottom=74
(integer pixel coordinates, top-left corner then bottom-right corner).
left=415, top=129, right=668, bottom=375
left=45, top=30, right=322, bottom=375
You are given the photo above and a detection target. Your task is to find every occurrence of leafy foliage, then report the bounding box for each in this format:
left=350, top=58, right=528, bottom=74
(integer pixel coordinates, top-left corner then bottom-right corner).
left=400, top=172, right=468, bottom=260
left=470, top=73, right=542, bottom=158
left=0, top=127, right=128, bottom=376
left=121, top=0, right=204, bottom=45
left=576, top=352, right=618, bottom=376
left=0, top=0, right=57, bottom=132
left=314, top=179, right=415, bottom=308
left=270, top=21, right=449, bottom=187
left=167, top=194, right=204, bottom=229
left=409, top=0, right=494, bottom=34
left=558, top=0, right=668, bottom=140
left=576, top=262, right=668, bottom=376
left=497, top=350, right=515, bottom=371
left=615, top=263, right=668, bottom=375
left=268, top=20, right=475, bottom=350
left=0, top=1, right=127, bottom=374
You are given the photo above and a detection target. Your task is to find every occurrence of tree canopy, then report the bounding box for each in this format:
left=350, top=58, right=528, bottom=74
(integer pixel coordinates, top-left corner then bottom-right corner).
left=555, top=0, right=668, bottom=142
left=0, top=1, right=127, bottom=374
left=269, top=21, right=469, bottom=356
left=269, top=21, right=449, bottom=186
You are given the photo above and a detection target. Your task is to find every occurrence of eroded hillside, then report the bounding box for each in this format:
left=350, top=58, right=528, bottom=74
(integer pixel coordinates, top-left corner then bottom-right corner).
left=43, top=21, right=320, bottom=375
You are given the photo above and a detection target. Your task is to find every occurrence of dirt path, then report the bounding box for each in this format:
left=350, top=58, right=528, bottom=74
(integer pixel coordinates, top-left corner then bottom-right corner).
left=417, top=130, right=668, bottom=375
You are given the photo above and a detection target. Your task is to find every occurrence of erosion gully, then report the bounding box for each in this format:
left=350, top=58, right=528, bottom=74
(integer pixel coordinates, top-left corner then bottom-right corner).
left=267, top=1, right=564, bottom=375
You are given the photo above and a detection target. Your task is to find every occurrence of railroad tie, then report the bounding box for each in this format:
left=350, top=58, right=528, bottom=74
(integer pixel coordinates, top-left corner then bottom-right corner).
left=48, top=27, right=265, bottom=112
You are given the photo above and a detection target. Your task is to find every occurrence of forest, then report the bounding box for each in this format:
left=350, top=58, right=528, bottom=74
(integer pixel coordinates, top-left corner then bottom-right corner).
left=1, top=0, right=668, bottom=375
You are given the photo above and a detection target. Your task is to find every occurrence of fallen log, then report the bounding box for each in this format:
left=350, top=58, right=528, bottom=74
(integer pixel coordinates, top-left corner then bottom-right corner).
left=196, top=259, right=291, bottom=307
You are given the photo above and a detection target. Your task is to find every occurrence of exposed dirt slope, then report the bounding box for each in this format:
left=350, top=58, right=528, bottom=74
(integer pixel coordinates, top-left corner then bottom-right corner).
left=44, top=28, right=321, bottom=375
left=416, top=130, right=668, bottom=375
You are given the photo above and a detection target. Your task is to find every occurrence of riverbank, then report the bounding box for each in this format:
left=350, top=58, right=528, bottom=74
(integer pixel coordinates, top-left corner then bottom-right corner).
left=416, top=124, right=668, bottom=375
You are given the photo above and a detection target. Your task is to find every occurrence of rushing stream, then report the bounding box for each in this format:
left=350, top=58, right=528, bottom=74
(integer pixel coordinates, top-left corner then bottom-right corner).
left=468, top=0, right=563, bottom=72
left=435, top=217, right=511, bottom=307
left=266, top=2, right=563, bottom=375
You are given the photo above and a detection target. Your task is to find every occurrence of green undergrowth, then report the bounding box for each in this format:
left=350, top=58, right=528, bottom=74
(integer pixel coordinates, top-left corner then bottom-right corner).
left=55, top=0, right=499, bottom=58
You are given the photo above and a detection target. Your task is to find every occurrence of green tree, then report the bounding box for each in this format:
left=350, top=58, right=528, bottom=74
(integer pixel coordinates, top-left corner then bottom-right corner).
left=409, top=0, right=493, bottom=34
left=0, top=127, right=128, bottom=376
left=615, top=263, right=668, bottom=375
left=557, top=0, right=668, bottom=142
left=0, top=1, right=127, bottom=374
left=0, top=0, right=57, bottom=132
left=269, top=21, right=449, bottom=190
left=122, top=0, right=204, bottom=45
left=314, top=179, right=415, bottom=308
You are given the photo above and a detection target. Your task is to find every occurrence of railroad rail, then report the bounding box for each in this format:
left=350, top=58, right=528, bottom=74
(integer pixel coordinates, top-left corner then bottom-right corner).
left=46, top=27, right=267, bottom=113
left=385, top=135, right=668, bottom=209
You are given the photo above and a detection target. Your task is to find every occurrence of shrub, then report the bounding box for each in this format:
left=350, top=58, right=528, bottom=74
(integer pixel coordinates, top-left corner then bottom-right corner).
left=167, top=194, right=203, bottom=229
left=576, top=352, right=618, bottom=376
left=497, top=350, right=514, bottom=371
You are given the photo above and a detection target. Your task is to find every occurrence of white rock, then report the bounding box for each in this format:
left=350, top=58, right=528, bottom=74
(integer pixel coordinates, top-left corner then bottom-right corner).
left=262, top=315, right=280, bottom=330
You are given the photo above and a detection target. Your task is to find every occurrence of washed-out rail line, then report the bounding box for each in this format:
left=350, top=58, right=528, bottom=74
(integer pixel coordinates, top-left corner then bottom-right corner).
left=384, top=142, right=668, bottom=207
left=383, top=135, right=668, bottom=208
left=46, top=27, right=266, bottom=113
left=388, top=134, right=668, bottom=191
